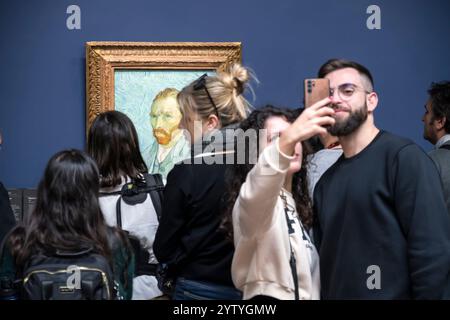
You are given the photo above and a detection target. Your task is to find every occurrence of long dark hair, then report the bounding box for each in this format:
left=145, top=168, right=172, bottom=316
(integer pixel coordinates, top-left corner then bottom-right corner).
left=87, top=111, right=148, bottom=188
left=9, top=150, right=116, bottom=267
left=222, top=106, right=314, bottom=239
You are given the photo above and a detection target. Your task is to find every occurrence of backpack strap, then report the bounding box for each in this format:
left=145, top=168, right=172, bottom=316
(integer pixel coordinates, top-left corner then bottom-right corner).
left=110, top=175, right=163, bottom=277
left=100, top=175, right=164, bottom=224
left=99, top=190, right=122, bottom=197
left=115, top=196, right=123, bottom=229
left=143, top=173, right=164, bottom=221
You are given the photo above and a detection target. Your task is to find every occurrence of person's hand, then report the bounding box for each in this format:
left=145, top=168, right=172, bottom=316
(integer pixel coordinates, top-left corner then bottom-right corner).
left=279, top=97, right=335, bottom=156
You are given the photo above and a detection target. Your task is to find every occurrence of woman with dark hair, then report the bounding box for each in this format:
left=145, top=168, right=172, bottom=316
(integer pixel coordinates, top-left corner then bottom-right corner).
left=225, top=102, right=335, bottom=300
left=88, top=110, right=163, bottom=300
left=0, top=149, right=134, bottom=300
left=88, top=111, right=148, bottom=189
left=153, top=63, right=254, bottom=300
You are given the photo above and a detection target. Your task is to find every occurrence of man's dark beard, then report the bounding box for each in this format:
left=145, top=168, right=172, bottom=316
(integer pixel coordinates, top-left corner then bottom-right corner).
left=328, top=104, right=368, bottom=136
left=423, top=120, right=437, bottom=144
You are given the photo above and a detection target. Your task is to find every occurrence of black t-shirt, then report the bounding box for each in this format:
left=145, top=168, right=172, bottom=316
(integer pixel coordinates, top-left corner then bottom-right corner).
left=313, top=131, right=450, bottom=299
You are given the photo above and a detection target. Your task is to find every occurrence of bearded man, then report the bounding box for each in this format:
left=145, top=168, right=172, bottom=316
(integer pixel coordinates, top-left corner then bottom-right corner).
left=312, top=59, right=450, bottom=299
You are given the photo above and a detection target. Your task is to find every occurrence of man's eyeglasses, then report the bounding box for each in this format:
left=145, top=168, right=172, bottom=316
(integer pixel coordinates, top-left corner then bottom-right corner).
left=330, top=83, right=371, bottom=101
left=193, top=74, right=219, bottom=117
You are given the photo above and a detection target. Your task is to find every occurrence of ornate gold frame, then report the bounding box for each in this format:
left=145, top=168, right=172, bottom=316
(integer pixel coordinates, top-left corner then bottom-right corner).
left=85, top=41, right=242, bottom=133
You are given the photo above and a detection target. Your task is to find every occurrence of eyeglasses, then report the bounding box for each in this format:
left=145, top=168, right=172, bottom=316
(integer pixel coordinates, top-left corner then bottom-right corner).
left=193, top=73, right=219, bottom=117
left=330, top=83, right=371, bottom=101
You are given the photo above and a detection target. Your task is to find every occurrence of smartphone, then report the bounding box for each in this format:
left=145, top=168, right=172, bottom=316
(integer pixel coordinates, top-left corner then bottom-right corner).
left=304, top=78, right=330, bottom=108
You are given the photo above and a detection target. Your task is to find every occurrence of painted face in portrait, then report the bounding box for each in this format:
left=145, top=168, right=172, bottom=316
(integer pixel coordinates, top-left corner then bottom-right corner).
left=150, top=90, right=183, bottom=146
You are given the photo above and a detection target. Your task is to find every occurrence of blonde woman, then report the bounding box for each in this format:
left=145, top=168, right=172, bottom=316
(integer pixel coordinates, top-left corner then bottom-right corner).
left=154, top=64, right=254, bottom=300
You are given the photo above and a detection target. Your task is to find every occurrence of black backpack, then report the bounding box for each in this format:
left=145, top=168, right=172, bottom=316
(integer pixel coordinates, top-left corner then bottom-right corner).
left=21, top=246, right=116, bottom=300
left=99, top=173, right=164, bottom=277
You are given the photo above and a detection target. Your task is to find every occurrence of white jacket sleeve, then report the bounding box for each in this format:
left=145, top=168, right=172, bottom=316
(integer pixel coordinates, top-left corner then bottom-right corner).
left=236, top=139, right=294, bottom=237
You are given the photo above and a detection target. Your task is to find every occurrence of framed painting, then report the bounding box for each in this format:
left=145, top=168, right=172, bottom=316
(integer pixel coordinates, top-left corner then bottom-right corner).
left=86, top=42, right=241, bottom=180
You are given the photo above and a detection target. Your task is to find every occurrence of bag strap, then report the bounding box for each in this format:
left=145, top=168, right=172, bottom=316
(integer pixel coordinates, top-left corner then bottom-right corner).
left=281, top=192, right=300, bottom=300
left=54, top=247, right=94, bottom=257
left=112, top=175, right=163, bottom=277
left=99, top=190, right=122, bottom=197
left=102, top=174, right=164, bottom=228
left=284, top=210, right=300, bottom=300
left=143, top=173, right=164, bottom=222
left=115, top=196, right=123, bottom=229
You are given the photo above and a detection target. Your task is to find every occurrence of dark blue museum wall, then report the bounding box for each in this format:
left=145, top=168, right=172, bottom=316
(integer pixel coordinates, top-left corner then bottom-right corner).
left=1, top=0, right=450, bottom=188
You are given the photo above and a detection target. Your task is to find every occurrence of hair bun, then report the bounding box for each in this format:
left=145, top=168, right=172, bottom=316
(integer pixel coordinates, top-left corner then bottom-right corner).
left=219, top=63, right=250, bottom=95
left=233, top=77, right=244, bottom=95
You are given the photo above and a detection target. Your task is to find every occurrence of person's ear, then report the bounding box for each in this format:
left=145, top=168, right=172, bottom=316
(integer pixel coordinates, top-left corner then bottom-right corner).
left=205, top=114, right=220, bottom=130
left=366, top=91, right=378, bottom=113
left=434, top=116, right=446, bottom=131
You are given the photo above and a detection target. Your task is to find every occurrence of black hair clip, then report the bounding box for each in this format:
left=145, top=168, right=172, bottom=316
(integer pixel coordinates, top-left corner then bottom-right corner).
left=193, top=73, right=208, bottom=90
